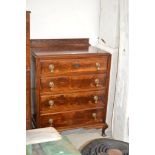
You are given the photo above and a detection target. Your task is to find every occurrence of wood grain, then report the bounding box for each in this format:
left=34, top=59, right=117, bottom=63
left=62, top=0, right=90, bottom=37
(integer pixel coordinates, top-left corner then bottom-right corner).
left=40, top=90, right=106, bottom=113
left=39, top=56, right=108, bottom=76
left=40, top=74, right=107, bottom=94
left=26, top=11, right=31, bottom=129
left=31, top=38, right=90, bottom=51
left=40, top=108, right=105, bottom=128
left=26, top=11, right=30, bottom=70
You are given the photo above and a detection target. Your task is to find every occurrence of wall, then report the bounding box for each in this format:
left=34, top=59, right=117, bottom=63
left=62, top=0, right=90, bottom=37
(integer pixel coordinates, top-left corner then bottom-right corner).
left=26, top=0, right=100, bottom=45
left=99, top=0, right=119, bottom=48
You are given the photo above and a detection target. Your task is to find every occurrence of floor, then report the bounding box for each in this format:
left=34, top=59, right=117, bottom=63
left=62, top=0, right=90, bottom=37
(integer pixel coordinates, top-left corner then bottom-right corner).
left=60, top=128, right=111, bottom=150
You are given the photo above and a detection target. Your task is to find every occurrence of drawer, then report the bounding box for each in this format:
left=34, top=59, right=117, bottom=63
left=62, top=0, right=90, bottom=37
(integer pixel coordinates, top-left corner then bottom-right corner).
left=40, top=108, right=105, bottom=128
left=40, top=74, right=107, bottom=94
left=40, top=90, right=106, bottom=113
left=40, top=56, right=108, bottom=76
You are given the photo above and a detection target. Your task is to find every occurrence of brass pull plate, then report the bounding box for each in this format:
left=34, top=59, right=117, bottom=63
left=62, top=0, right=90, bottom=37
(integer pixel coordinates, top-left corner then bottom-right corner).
left=49, top=64, right=54, bottom=72
left=94, top=96, right=98, bottom=104
left=95, top=79, right=99, bottom=87
left=92, top=113, right=97, bottom=121
left=48, top=119, right=53, bottom=126
left=96, top=62, right=101, bottom=70
left=49, top=82, right=54, bottom=89
left=48, top=100, right=54, bottom=108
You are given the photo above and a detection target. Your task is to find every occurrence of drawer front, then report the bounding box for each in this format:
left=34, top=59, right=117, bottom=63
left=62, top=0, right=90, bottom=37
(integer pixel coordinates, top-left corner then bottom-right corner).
left=40, top=74, right=107, bottom=94
left=40, top=56, right=108, bottom=76
left=40, top=90, right=106, bottom=113
left=40, top=108, right=105, bottom=128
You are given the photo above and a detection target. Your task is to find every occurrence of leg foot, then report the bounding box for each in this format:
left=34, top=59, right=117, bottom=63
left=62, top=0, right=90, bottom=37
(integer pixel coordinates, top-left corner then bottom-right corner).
left=102, top=128, right=106, bottom=136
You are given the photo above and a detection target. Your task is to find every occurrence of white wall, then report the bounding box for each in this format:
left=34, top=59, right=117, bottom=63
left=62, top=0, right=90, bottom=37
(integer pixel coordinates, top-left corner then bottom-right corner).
left=99, top=0, right=119, bottom=48
left=26, top=0, right=100, bottom=45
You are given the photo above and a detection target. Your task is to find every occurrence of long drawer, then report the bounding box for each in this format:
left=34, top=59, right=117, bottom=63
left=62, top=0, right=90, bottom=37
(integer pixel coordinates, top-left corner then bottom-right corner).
left=40, top=90, right=106, bottom=113
left=39, top=56, right=108, bottom=76
left=40, top=108, right=105, bottom=128
left=40, top=74, right=107, bottom=94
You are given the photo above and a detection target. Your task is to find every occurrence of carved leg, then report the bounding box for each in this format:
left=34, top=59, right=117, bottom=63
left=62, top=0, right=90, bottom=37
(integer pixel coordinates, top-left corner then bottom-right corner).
left=102, top=128, right=106, bottom=136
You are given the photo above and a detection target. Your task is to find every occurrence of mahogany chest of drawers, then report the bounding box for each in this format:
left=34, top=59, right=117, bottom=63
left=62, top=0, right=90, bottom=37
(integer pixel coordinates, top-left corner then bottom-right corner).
left=31, top=40, right=111, bottom=135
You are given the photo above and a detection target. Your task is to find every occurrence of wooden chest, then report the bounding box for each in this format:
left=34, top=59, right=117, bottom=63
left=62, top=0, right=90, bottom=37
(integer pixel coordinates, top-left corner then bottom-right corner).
left=31, top=39, right=111, bottom=135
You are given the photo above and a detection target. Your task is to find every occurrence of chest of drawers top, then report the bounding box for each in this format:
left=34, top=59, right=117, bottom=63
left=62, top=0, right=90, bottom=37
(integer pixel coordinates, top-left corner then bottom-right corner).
left=32, top=46, right=110, bottom=57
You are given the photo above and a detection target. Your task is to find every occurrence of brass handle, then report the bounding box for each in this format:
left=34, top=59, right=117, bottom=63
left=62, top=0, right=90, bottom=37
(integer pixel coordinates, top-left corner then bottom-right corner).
left=48, top=119, right=53, bottom=126
left=92, top=113, right=97, bottom=121
left=49, top=100, right=54, bottom=108
left=95, top=79, right=99, bottom=87
left=49, top=64, right=54, bottom=72
left=49, top=82, right=54, bottom=89
left=94, top=96, right=98, bottom=104
left=96, top=62, right=101, bottom=70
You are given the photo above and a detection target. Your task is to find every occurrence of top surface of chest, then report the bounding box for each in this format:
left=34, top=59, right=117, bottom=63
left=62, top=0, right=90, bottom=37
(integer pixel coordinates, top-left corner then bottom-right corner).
left=32, top=46, right=111, bottom=58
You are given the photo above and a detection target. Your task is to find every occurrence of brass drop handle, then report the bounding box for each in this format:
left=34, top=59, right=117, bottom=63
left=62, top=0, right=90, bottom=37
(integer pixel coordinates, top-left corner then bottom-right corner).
left=94, top=96, right=98, bottom=104
left=95, top=79, right=100, bottom=87
left=49, top=82, right=54, bottom=89
left=92, top=113, right=97, bottom=121
left=48, top=119, right=53, bottom=126
left=49, top=100, right=54, bottom=108
left=49, top=64, right=54, bottom=72
left=96, top=62, right=101, bottom=70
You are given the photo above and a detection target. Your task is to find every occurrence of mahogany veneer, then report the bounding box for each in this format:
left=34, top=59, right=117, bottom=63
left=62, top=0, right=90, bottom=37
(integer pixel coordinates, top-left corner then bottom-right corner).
left=40, top=90, right=106, bottom=113
left=26, top=11, right=31, bottom=129
left=31, top=39, right=111, bottom=135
